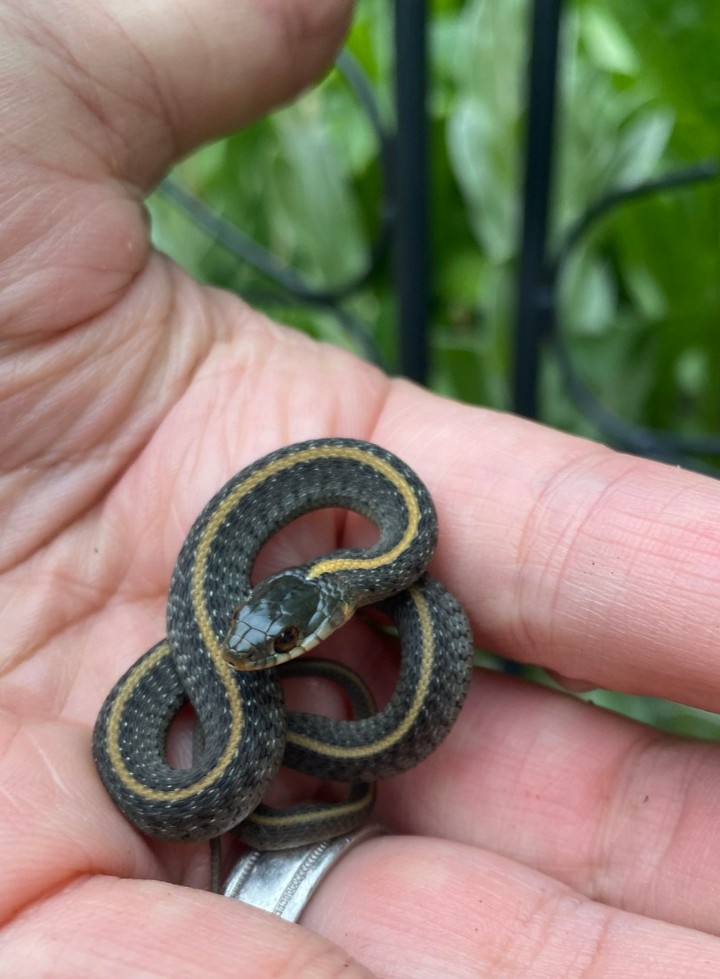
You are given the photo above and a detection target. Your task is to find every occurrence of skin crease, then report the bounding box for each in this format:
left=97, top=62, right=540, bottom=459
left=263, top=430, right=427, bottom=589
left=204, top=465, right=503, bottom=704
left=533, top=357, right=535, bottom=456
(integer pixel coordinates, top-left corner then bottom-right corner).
left=3, top=0, right=720, bottom=975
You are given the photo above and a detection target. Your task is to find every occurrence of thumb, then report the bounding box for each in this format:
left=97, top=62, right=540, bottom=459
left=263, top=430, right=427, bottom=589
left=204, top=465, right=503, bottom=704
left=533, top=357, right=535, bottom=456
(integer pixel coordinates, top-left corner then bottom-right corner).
left=6, top=0, right=354, bottom=187
left=103, top=0, right=356, bottom=181
left=0, top=0, right=353, bottom=335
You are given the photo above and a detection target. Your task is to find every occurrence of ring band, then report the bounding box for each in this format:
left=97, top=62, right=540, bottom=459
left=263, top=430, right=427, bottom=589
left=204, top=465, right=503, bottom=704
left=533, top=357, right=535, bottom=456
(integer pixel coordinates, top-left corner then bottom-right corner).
left=222, top=824, right=387, bottom=922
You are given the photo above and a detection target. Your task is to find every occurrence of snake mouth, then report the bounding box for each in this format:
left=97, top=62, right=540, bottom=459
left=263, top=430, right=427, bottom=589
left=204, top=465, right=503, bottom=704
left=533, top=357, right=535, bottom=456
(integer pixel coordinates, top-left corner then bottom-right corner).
left=222, top=620, right=335, bottom=670
left=223, top=647, right=290, bottom=671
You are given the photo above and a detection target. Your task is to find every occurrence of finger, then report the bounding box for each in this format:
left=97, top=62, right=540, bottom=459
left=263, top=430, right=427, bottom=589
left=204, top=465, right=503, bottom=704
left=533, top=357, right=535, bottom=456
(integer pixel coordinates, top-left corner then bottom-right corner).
left=128, top=0, right=355, bottom=158
left=369, top=394, right=720, bottom=710
left=0, top=712, right=160, bottom=923
left=7, top=0, right=354, bottom=182
left=304, top=835, right=720, bottom=979
left=374, top=669, right=720, bottom=936
left=0, top=876, right=376, bottom=979
left=1, top=0, right=352, bottom=347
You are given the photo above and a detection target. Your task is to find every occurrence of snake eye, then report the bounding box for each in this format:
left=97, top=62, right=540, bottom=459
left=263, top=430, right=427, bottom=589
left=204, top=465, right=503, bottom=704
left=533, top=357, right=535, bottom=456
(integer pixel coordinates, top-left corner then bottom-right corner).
left=273, top=625, right=300, bottom=655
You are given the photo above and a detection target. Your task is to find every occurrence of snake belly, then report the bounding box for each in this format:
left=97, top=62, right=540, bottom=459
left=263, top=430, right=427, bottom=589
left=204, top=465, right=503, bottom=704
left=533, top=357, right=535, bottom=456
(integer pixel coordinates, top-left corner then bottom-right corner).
left=93, top=438, right=474, bottom=847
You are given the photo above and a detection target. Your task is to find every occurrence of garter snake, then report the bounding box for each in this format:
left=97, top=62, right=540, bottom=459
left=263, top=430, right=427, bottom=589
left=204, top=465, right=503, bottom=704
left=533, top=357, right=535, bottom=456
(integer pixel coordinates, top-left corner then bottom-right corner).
left=93, top=438, right=474, bottom=850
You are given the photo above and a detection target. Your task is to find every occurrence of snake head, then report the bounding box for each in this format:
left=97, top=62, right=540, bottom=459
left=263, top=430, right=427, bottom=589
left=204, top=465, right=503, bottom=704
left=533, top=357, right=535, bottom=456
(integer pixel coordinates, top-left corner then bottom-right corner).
left=223, top=569, right=353, bottom=671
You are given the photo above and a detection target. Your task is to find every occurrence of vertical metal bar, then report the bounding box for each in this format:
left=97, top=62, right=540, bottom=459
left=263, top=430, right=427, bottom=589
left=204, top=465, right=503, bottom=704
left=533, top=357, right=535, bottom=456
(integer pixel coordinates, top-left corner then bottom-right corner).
left=513, top=0, right=563, bottom=418
left=393, top=0, right=429, bottom=383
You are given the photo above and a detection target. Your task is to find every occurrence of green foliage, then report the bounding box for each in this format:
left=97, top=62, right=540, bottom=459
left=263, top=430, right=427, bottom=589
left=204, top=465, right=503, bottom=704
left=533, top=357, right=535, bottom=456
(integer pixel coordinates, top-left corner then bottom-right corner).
left=149, top=0, right=719, bottom=430
left=147, top=0, right=720, bottom=737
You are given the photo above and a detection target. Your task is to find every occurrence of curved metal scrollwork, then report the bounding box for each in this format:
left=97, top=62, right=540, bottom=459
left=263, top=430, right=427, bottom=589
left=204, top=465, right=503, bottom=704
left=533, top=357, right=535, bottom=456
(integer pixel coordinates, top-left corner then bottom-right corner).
left=550, top=162, right=720, bottom=472
left=159, top=49, right=395, bottom=368
left=515, top=0, right=720, bottom=475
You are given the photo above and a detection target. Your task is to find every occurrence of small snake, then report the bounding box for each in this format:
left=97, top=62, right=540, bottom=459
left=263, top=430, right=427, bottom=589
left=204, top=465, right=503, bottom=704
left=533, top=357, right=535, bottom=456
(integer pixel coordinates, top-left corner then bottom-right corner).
left=93, top=438, right=474, bottom=850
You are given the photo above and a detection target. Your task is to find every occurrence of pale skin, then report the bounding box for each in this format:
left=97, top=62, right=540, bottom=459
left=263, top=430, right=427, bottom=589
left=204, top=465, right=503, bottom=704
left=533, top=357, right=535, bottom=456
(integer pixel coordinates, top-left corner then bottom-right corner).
left=2, top=1, right=720, bottom=976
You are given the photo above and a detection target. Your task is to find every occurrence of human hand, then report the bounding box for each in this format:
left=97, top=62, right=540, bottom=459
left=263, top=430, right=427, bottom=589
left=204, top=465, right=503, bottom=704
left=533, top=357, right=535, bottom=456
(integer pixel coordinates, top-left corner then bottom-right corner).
left=2, top=1, right=720, bottom=976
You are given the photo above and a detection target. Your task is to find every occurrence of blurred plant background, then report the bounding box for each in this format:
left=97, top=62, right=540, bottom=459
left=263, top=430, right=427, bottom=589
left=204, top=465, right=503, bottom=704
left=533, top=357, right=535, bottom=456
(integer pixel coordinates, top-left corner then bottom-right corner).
left=148, top=0, right=720, bottom=736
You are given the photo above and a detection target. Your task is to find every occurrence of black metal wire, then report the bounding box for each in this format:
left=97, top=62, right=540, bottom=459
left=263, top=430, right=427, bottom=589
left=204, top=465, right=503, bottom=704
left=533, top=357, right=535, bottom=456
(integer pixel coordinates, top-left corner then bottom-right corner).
left=155, top=48, right=404, bottom=370
left=511, top=0, right=720, bottom=472
left=393, top=0, right=430, bottom=383
left=552, top=161, right=720, bottom=271
left=513, top=0, right=563, bottom=418
left=549, top=161, right=720, bottom=466
left=156, top=1, right=433, bottom=383
left=157, top=3, right=718, bottom=476
left=552, top=335, right=720, bottom=475
left=158, top=50, right=393, bottom=306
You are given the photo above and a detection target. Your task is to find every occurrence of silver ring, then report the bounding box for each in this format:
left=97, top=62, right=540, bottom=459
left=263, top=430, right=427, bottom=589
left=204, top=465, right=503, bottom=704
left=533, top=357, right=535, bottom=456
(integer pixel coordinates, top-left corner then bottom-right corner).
left=222, top=824, right=386, bottom=922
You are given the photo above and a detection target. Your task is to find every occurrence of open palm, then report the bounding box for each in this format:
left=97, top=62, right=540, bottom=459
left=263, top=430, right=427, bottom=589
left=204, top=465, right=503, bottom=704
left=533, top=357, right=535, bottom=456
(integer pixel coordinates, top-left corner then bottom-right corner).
left=2, top=2, right=720, bottom=977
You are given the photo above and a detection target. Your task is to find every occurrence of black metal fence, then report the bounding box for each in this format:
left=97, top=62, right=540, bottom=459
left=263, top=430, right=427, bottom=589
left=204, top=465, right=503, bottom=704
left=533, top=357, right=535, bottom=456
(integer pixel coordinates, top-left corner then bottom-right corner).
left=161, top=0, right=719, bottom=473
left=515, top=0, right=719, bottom=474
